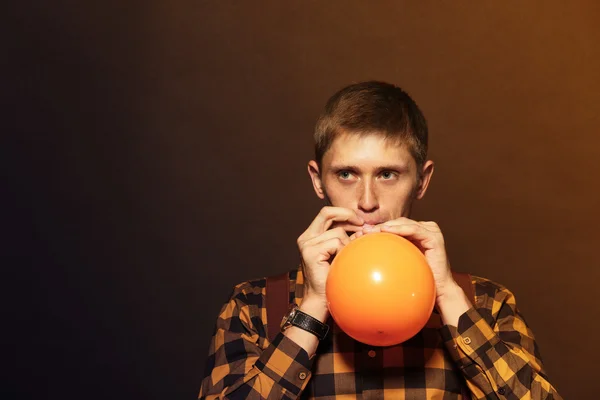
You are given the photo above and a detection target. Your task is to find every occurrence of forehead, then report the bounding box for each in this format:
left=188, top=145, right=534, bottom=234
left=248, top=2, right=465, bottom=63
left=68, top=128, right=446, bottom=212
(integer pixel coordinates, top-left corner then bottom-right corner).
left=322, top=133, right=415, bottom=168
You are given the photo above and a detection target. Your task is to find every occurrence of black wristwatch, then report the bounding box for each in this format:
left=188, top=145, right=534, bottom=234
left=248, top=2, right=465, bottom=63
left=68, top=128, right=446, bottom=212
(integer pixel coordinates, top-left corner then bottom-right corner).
left=280, top=306, right=329, bottom=340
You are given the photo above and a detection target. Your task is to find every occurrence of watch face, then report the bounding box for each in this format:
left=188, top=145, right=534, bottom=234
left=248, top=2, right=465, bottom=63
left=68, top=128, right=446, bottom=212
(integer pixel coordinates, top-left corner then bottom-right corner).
left=280, top=306, right=298, bottom=330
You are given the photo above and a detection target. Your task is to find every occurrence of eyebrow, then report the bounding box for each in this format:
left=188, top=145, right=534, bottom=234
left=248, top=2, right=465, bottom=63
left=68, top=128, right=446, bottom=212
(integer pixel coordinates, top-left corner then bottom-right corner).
left=329, top=164, right=410, bottom=173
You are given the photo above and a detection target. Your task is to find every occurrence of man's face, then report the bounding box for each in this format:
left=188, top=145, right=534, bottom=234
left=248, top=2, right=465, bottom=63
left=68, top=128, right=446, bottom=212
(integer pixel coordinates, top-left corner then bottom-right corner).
left=308, top=133, right=434, bottom=225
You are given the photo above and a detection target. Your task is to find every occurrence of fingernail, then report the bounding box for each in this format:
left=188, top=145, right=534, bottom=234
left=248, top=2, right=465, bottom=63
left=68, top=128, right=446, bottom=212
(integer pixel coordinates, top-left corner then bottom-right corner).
left=363, top=225, right=373, bottom=232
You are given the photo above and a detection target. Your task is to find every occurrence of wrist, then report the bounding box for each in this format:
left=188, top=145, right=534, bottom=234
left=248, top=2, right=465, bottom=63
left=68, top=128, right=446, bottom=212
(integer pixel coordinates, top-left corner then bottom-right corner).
left=436, top=278, right=461, bottom=301
left=436, top=282, right=471, bottom=327
left=299, top=294, right=330, bottom=323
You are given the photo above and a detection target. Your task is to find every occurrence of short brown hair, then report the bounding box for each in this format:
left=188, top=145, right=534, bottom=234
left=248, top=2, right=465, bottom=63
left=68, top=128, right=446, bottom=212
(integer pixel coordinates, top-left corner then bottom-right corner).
left=314, top=81, right=428, bottom=171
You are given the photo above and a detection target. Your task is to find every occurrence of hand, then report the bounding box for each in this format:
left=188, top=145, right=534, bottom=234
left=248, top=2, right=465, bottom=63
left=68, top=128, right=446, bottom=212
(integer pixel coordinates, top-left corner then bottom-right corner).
left=356, top=218, right=455, bottom=299
left=287, top=207, right=363, bottom=353
left=297, top=207, right=364, bottom=302
left=354, top=218, right=472, bottom=326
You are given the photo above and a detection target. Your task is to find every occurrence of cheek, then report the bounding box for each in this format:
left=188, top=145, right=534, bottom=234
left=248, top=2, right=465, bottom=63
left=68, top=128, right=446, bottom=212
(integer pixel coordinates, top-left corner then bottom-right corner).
left=379, top=184, right=417, bottom=213
left=325, top=185, right=357, bottom=207
left=381, top=179, right=415, bottom=197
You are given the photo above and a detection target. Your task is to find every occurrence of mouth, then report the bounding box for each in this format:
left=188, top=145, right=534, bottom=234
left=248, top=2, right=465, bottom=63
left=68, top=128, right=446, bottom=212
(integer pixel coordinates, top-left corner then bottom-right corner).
left=362, top=220, right=385, bottom=226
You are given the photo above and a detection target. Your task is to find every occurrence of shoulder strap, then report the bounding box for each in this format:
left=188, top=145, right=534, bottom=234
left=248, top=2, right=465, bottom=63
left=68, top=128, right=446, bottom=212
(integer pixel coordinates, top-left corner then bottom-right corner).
left=266, top=272, right=290, bottom=343
left=451, top=271, right=475, bottom=303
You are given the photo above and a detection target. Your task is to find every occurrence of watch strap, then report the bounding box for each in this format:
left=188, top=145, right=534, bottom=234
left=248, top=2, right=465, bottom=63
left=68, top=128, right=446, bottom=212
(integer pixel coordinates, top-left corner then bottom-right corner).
left=290, top=309, right=329, bottom=340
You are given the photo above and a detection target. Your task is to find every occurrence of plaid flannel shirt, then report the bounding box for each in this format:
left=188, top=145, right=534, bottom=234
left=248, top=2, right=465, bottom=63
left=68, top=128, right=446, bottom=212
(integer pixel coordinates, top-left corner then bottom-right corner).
left=199, top=267, right=562, bottom=399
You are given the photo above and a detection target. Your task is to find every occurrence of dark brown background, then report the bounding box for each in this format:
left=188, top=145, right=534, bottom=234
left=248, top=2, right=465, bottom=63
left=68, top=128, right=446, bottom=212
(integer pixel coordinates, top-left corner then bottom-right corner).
left=3, top=1, right=599, bottom=399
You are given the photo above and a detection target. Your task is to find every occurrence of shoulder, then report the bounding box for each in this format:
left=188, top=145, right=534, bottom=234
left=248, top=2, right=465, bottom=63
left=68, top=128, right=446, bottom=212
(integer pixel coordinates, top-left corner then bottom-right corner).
left=227, top=277, right=266, bottom=307
left=471, top=275, right=512, bottom=298
left=471, top=274, right=519, bottom=317
left=226, top=269, right=298, bottom=307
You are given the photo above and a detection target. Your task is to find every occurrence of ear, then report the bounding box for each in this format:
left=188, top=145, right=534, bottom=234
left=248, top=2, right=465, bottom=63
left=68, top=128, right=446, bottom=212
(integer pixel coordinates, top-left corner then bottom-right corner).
left=415, top=160, right=434, bottom=200
left=308, top=160, right=326, bottom=200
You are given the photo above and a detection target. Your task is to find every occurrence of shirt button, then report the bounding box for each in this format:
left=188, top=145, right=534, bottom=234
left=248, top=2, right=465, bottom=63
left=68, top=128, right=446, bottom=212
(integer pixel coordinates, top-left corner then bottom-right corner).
left=368, top=350, right=376, bottom=358
left=298, top=371, right=307, bottom=380
left=463, top=337, right=472, bottom=345
left=498, top=387, right=506, bottom=395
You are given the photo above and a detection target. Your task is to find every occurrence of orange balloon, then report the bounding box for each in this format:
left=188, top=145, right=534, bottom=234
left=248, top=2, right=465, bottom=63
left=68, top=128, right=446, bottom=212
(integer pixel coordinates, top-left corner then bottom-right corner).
left=326, top=232, right=435, bottom=347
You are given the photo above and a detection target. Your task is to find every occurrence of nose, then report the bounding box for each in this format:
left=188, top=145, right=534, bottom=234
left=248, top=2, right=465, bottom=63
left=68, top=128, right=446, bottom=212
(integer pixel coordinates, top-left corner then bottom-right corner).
left=358, top=180, right=379, bottom=213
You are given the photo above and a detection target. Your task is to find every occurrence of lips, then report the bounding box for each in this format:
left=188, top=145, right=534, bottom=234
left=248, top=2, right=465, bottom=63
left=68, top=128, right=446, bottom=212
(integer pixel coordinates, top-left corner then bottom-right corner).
left=362, top=220, right=384, bottom=226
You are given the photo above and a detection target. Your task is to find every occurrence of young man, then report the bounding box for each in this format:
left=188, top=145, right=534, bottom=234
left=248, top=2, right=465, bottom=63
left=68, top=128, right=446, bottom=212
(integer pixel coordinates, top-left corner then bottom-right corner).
left=198, top=82, right=562, bottom=399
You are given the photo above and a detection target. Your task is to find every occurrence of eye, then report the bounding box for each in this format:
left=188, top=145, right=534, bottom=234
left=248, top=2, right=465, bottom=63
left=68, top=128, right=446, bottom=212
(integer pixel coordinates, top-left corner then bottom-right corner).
left=381, top=170, right=397, bottom=180
left=338, top=170, right=353, bottom=180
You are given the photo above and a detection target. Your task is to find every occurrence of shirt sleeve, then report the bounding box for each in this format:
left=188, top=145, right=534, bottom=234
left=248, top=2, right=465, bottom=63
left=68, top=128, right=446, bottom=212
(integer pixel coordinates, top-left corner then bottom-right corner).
left=198, top=285, right=314, bottom=399
left=440, top=282, right=562, bottom=400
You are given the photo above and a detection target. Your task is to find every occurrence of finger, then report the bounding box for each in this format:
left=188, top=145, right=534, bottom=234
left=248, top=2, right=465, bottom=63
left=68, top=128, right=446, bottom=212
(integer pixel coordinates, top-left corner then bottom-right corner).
left=305, top=207, right=364, bottom=237
left=352, top=223, right=386, bottom=237
left=377, top=217, right=420, bottom=228
left=362, top=224, right=379, bottom=233
left=380, top=223, right=438, bottom=247
left=312, top=237, right=348, bottom=263
left=331, top=221, right=364, bottom=234
left=349, top=230, right=364, bottom=241
left=303, top=227, right=351, bottom=248
left=298, top=221, right=362, bottom=247
left=378, top=218, right=441, bottom=234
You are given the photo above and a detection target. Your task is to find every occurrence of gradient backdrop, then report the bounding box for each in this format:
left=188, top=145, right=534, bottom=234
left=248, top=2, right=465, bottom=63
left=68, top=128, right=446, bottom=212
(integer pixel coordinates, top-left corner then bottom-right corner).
left=4, top=1, right=600, bottom=399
